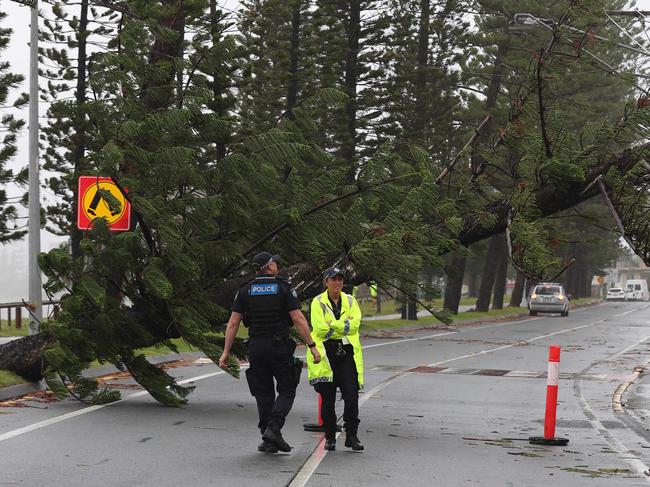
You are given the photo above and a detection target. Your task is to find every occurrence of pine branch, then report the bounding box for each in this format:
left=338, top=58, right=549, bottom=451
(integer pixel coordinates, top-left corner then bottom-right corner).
left=242, top=172, right=418, bottom=257
left=436, top=114, right=491, bottom=185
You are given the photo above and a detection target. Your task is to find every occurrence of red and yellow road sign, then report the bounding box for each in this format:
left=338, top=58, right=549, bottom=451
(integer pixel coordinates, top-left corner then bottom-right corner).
left=77, top=176, right=131, bottom=231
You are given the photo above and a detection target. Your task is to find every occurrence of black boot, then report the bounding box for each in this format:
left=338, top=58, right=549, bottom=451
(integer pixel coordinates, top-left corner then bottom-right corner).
left=262, top=426, right=292, bottom=452
left=258, top=439, right=278, bottom=453
left=324, top=437, right=336, bottom=451
left=345, top=433, right=364, bottom=451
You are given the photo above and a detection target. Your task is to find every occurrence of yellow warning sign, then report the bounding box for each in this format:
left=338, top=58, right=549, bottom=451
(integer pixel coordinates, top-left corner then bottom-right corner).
left=77, top=176, right=131, bottom=231
left=596, top=276, right=605, bottom=285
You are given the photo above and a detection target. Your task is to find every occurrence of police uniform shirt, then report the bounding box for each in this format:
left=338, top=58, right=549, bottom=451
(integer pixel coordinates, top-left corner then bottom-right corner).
left=232, top=275, right=301, bottom=336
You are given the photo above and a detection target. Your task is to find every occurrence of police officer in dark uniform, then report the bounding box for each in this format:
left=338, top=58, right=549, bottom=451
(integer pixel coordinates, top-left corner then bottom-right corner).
left=219, top=251, right=321, bottom=453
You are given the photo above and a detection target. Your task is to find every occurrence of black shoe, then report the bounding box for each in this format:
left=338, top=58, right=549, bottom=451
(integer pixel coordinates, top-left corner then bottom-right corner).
left=345, top=434, right=364, bottom=451
left=258, top=439, right=278, bottom=453
left=324, top=438, right=336, bottom=451
left=262, top=427, right=292, bottom=452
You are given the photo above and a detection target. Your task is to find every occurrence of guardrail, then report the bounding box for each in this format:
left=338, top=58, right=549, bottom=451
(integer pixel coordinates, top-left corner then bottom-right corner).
left=0, top=300, right=59, bottom=330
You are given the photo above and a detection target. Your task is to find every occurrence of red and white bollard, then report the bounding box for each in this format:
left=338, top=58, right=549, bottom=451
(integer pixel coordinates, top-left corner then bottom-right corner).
left=530, top=345, right=569, bottom=446
left=303, top=393, right=342, bottom=433
left=303, top=394, right=325, bottom=432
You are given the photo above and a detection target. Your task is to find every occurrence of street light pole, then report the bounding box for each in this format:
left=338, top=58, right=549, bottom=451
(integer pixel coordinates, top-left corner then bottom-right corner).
left=27, top=0, right=41, bottom=333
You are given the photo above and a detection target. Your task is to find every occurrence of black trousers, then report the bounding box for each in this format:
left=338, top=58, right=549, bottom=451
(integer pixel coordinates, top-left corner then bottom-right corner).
left=315, top=342, right=359, bottom=439
left=247, top=335, right=297, bottom=435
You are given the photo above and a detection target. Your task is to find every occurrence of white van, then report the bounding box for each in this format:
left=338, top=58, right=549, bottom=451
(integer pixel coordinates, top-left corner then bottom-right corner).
left=626, top=279, right=649, bottom=301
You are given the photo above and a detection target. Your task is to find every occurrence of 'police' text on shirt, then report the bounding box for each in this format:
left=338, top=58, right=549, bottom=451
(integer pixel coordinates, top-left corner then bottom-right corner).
left=250, top=283, right=279, bottom=296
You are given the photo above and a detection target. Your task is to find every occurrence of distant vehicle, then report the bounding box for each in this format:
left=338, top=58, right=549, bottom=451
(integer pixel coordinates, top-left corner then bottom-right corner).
left=606, top=288, right=627, bottom=301
left=528, top=283, right=569, bottom=317
left=625, top=279, right=649, bottom=301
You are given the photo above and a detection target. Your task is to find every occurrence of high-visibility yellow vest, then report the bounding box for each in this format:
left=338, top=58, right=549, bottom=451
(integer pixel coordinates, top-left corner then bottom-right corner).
left=369, top=282, right=378, bottom=298
left=306, top=290, right=364, bottom=389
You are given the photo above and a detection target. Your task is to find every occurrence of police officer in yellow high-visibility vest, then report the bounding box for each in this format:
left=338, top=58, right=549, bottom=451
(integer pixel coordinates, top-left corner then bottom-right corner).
left=307, top=267, right=364, bottom=451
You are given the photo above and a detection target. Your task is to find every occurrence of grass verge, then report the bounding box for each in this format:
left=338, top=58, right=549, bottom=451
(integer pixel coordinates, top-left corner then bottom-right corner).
left=0, top=370, right=26, bottom=388
left=0, top=321, right=29, bottom=337
left=361, top=298, right=602, bottom=333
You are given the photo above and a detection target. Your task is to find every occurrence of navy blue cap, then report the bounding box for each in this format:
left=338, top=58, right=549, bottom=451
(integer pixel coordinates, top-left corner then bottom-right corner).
left=253, top=251, right=280, bottom=269
left=323, top=267, right=345, bottom=279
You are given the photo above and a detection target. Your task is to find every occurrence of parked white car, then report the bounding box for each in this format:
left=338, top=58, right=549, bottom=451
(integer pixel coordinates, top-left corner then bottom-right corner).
left=606, top=288, right=627, bottom=301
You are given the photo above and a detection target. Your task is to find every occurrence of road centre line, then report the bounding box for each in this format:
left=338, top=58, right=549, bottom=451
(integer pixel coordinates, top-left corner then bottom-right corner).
left=362, top=302, right=606, bottom=351
left=0, top=302, right=626, bottom=445
left=287, top=304, right=649, bottom=487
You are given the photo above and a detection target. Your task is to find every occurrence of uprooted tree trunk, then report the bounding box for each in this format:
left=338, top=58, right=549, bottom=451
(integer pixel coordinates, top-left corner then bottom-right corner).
left=0, top=333, right=55, bottom=382
left=475, top=235, right=501, bottom=312
left=491, top=236, right=509, bottom=310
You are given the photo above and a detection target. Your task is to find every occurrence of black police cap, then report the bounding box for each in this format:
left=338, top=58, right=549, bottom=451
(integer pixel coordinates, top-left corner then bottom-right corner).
left=252, top=251, right=280, bottom=269
left=323, top=267, right=345, bottom=279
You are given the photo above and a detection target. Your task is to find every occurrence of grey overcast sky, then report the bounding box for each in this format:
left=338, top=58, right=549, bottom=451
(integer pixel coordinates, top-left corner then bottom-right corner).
left=0, top=1, right=648, bottom=302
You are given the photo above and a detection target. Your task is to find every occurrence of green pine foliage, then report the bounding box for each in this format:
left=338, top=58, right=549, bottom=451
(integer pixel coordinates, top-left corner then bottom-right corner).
left=0, top=10, right=27, bottom=244
left=460, top=0, right=647, bottom=281
left=28, top=1, right=649, bottom=407
left=40, top=0, right=117, bottom=256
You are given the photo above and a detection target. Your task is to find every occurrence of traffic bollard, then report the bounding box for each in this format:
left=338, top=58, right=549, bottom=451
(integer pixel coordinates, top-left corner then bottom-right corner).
left=303, top=393, right=324, bottom=432
left=303, top=393, right=342, bottom=432
left=530, top=345, right=569, bottom=446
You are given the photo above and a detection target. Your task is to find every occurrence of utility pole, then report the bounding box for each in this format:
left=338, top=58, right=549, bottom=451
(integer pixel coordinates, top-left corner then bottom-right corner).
left=27, top=0, right=41, bottom=333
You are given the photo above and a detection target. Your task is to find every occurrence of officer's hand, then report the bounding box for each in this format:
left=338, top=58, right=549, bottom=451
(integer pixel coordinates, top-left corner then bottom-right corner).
left=311, top=348, right=321, bottom=364
left=218, top=352, right=230, bottom=369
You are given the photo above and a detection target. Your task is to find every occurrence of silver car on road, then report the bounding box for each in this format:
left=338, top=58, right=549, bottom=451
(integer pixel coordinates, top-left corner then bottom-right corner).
left=528, top=283, right=569, bottom=317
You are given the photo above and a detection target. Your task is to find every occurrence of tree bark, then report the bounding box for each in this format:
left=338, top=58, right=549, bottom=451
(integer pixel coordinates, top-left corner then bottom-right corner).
left=70, top=0, right=89, bottom=258
left=565, top=244, right=577, bottom=298
left=176, top=10, right=186, bottom=108
left=475, top=235, right=501, bottom=312
left=286, top=0, right=302, bottom=113
left=209, top=0, right=229, bottom=162
left=467, top=267, right=479, bottom=298
left=582, top=266, right=593, bottom=298
left=342, top=0, right=360, bottom=171
left=443, top=253, right=467, bottom=314
left=413, top=0, right=430, bottom=141
left=492, top=236, right=509, bottom=309
left=509, top=271, right=525, bottom=307
left=471, top=39, right=508, bottom=175
left=0, top=333, right=55, bottom=382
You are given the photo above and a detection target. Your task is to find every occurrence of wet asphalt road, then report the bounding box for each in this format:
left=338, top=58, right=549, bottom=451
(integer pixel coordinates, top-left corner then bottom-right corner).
left=2, top=302, right=650, bottom=486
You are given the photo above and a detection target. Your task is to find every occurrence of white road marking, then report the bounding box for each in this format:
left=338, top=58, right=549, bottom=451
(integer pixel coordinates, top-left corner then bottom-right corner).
left=288, top=303, right=650, bottom=487
left=0, top=370, right=225, bottom=444
left=362, top=302, right=603, bottom=351
left=574, top=331, right=650, bottom=483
